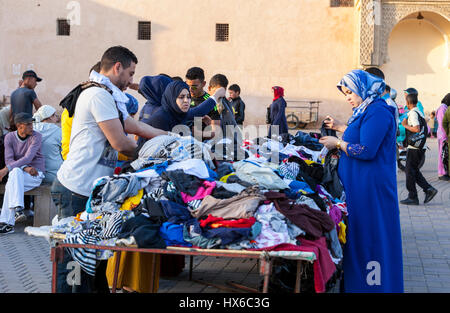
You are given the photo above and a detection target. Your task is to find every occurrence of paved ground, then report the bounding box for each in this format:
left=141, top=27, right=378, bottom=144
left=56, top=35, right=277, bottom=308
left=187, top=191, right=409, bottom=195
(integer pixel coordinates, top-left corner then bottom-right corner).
left=1, top=138, right=450, bottom=293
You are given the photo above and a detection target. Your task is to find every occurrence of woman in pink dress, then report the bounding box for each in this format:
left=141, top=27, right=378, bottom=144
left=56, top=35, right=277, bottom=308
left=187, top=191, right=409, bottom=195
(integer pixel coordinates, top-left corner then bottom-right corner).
left=436, top=93, right=450, bottom=180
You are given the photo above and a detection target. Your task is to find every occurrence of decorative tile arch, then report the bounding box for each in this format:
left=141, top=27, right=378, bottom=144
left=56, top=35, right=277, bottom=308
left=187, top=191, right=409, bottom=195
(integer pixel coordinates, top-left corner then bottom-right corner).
left=360, top=0, right=450, bottom=66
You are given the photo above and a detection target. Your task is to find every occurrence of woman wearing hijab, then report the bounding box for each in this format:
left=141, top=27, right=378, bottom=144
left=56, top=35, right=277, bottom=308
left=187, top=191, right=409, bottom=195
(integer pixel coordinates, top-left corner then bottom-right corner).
left=268, top=86, right=288, bottom=138
left=138, top=75, right=172, bottom=122
left=437, top=93, right=450, bottom=180
left=319, top=69, right=403, bottom=293
left=145, top=80, right=224, bottom=133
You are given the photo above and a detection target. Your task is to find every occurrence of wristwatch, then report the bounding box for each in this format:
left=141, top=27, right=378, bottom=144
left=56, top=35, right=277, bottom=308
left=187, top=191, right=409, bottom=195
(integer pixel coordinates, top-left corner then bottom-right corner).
left=336, top=140, right=341, bottom=150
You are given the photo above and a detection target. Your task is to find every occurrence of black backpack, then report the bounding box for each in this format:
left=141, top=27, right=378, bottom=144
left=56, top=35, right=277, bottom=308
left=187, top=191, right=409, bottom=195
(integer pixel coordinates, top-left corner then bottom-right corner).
left=59, top=81, right=124, bottom=127
left=406, top=111, right=428, bottom=150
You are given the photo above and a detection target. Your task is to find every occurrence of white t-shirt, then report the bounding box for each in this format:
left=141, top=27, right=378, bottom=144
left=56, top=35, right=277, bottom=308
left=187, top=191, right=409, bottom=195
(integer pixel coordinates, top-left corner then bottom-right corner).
left=407, top=107, right=426, bottom=150
left=57, top=87, right=120, bottom=196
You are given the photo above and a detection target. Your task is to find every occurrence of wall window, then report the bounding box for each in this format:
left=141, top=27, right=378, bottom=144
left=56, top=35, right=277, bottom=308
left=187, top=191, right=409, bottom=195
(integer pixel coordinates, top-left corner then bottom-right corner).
left=138, top=21, right=151, bottom=40
left=216, top=23, right=229, bottom=42
left=57, top=19, right=70, bottom=36
left=330, top=0, right=354, bottom=7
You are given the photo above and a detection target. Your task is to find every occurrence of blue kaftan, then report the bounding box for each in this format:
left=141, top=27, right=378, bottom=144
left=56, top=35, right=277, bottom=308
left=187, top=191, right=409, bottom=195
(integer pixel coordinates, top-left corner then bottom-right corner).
left=338, top=98, right=404, bottom=292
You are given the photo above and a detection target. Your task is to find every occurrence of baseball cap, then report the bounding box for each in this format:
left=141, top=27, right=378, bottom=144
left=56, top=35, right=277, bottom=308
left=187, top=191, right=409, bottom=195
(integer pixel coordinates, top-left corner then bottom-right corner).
left=22, top=70, right=42, bottom=82
left=404, top=87, right=418, bottom=95
left=14, top=112, right=35, bottom=125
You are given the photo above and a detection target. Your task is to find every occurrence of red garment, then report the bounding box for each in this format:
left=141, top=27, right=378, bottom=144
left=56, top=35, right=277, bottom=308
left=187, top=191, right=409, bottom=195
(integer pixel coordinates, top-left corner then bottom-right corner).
left=199, top=214, right=256, bottom=229
left=249, top=237, right=336, bottom=293
left=272, top=86, right=284, bottom=101
left=298, top=237, right=336, bottom=293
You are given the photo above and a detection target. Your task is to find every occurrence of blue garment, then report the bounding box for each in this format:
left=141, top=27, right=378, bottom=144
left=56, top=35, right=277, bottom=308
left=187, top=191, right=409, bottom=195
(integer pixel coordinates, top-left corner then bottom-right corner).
left=160, top=200, right=193, bottom=224
left=138, top=75, right=172, bottom=121
left=293, top=131, right=323, bottom=151
left=146, top=81, right=217, bottom=132
left=285, top=180, right=315, bottom=199
left=269, top=97, right=288, bottom=137
left=202, top=227, right=252, bottom=246
left=337, top=69, right=385, bottom=126
left=338, top=98, right=403, bottom=293
left=125, top=93, right=139, bottom=115
left=159, top=222, right=192, bottom=247
left=136, top=161, right=170, bottom=175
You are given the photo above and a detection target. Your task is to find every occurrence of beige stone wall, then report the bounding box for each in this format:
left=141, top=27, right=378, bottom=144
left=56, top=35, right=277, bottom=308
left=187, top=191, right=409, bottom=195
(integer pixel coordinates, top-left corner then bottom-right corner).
left=0, top=0, right=359, bottom=127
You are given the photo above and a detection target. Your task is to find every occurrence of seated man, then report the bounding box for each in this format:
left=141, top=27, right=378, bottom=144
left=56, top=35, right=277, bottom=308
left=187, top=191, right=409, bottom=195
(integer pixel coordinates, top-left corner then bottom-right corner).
left=0, top=113, right=45, bottom=234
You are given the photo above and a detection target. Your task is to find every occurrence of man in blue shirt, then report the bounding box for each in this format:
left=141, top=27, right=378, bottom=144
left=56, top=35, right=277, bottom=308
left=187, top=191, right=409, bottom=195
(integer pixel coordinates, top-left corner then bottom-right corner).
left=10, top=70, right=43, bottom=129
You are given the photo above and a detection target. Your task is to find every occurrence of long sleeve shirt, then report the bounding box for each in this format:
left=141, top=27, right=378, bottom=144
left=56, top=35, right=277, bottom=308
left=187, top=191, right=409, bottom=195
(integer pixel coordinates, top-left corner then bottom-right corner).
left=230, top=97, right=245, bottom=125
left=4, top=130, right=45, bottom=173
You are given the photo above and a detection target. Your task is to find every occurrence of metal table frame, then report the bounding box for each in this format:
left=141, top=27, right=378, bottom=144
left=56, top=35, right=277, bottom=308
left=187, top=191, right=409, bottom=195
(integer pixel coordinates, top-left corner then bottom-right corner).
left=50, top=243, right=315, bottom=294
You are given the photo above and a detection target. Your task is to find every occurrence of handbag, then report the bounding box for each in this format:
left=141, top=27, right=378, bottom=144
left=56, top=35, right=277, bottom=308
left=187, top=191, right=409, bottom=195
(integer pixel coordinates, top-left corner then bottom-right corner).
left=442, top=140, right=449, bottom=173
left=266, top=107, right=272, bottom=124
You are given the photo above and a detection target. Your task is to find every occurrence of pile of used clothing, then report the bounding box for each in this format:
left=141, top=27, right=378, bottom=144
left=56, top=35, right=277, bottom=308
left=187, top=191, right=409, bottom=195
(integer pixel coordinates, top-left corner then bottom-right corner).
left=26, top=131, right=348, bottom=293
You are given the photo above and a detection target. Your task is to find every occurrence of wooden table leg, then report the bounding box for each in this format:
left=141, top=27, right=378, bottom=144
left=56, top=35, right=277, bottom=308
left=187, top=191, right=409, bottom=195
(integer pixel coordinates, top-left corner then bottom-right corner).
left=189, top=255, right=193, bottom=281
left=260, top=258, right=272, bottom=293
left=51, top=246, right=64, bottom=293
left=149, top=253, right=156, bottom=293
left=51, top=247, right=57, bottom=293
left=294, top=260, right=303, bottom=293
left=111, top=251, right=122, bottom=293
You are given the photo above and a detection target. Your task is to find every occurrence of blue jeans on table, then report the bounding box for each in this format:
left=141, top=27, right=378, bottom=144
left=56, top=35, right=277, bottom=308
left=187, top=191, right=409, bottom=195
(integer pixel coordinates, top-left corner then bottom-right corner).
left=51, top=177, right=88, bottom=219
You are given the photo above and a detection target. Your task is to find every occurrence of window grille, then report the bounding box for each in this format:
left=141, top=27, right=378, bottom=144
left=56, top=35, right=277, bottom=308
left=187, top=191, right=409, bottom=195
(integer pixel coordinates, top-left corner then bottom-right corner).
left=138, top=21, right=151, bottom=40
left=57, top=19, right=70, bottom=36
left=216, top=23, right=229, bottom=42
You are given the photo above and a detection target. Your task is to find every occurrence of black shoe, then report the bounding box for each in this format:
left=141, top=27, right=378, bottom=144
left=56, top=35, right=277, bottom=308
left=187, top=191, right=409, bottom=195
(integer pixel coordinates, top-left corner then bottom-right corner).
left=424, top=187, right=438, bottom=204
left=400, top=197, right=419, bottom=205
left=0, top=224, right=14, bottom=234
left=15, top=210, right=27, bottom=224
left=438, top=175, right=450, bottom=181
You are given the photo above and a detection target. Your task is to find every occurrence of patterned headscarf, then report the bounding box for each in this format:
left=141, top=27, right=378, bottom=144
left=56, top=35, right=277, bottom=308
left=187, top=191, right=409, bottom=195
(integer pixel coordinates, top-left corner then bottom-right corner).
left=337, top=69, right=385, bottom=125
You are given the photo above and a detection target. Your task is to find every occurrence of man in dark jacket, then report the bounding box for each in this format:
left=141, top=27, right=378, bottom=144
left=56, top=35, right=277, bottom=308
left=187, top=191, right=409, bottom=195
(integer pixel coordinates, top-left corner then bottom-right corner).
left=228, top=84, right=245, bottom=126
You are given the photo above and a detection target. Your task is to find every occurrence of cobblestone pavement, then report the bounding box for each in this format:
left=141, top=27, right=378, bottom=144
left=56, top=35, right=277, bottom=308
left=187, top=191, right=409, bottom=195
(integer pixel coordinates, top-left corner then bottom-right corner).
left=1, top=138, right=449, bottom=293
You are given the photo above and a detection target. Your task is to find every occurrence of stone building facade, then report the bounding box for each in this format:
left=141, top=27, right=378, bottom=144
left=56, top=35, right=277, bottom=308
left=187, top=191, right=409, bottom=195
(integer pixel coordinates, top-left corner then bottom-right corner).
left=0, top=0, right=448, bottom=126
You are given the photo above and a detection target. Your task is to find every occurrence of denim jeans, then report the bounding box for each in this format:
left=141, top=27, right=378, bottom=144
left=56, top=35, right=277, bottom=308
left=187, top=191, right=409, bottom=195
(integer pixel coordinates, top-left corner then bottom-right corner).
left=51, top=177, right=88, bottom=219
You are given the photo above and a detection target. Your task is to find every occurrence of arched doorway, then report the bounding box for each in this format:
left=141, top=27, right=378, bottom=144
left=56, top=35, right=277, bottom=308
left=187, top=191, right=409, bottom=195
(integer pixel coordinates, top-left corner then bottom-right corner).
left=381, top=11, right=450, bottom=113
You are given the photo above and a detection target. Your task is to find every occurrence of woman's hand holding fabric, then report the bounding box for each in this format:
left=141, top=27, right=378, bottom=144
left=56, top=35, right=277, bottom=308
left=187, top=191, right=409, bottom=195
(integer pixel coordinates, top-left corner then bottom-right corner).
left=319, top=136, right=339, bottom=150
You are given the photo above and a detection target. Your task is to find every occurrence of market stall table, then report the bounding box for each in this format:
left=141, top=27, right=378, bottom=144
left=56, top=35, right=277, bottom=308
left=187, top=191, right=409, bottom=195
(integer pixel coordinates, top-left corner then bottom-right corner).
left=50, top=241, right=316, bottom=293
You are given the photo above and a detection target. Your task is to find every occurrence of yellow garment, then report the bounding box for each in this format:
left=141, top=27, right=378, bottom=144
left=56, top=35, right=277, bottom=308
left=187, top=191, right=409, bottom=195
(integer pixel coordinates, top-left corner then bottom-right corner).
left=338, top=221, right=347, bottom=244
left=219, top=173, right=236, bottom=183
left=106, top=252, right=160, bottom=293
left=61, top=109, right=73, bottom=160
left=120, top=189, right=144, bottom=211
left=118, top=152, right=129, bottom=161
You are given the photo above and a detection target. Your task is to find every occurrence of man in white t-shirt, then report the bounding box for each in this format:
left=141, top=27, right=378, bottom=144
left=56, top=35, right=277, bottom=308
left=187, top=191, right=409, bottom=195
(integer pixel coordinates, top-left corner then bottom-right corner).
left=52, top=46, right=165, bottom=220
left=400, top=93, right=437, bottom=205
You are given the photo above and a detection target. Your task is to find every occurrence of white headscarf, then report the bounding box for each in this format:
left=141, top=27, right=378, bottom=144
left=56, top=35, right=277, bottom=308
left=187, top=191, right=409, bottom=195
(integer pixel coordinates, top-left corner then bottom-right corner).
left=33, top=105, right=56, bottom=123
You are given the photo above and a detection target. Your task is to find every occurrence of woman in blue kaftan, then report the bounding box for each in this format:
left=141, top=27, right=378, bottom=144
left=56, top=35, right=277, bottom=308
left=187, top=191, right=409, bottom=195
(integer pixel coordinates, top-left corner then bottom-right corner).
left=319, top=70, right=403, bottom=293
